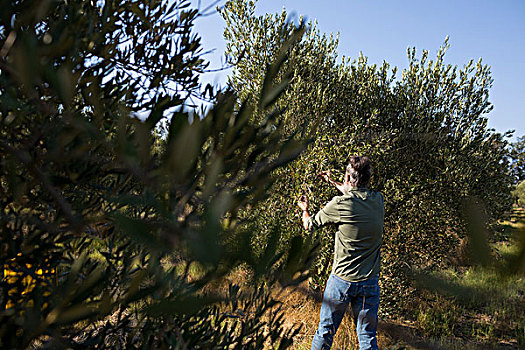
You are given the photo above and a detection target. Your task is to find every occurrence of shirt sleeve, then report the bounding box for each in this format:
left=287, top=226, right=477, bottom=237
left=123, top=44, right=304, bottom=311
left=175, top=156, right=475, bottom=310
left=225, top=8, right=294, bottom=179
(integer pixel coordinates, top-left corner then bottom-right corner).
left=306, top=197, right=341, bottom=231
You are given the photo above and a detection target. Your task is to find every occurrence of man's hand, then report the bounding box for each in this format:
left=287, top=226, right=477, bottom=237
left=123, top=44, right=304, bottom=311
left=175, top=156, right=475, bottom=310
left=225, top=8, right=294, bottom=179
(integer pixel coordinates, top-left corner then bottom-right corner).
left=318, top=170, right=332, bottom=183
left=319, top=170, right=347, bottom=194
left=298, top=195, right=310, bottom=230
left=298, top=195, right=308, bottom=211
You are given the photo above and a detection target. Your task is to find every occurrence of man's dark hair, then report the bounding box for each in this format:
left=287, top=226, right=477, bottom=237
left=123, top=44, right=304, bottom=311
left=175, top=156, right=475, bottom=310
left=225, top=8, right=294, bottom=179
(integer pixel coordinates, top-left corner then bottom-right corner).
left=346, top=156, right=372, bottom=187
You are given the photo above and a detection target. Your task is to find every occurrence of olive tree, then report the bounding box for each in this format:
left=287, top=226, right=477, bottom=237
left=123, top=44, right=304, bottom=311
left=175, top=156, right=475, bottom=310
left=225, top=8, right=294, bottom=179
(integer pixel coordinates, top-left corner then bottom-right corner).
left=220, top=0, right=514, bottom=315
left=0, top=0, right=314, bottom=348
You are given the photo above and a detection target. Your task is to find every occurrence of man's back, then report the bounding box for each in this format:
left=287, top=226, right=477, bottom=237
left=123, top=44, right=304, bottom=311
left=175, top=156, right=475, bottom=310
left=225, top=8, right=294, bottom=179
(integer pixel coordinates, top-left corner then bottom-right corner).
left=308, top=188, right=384, bottom=281
left=330, top=189, right=384, bottom=282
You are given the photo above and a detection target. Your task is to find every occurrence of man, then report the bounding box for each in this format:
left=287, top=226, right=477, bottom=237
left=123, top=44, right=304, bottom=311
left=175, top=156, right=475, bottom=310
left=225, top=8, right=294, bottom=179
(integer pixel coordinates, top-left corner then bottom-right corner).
left=298, top=156, right=384, bottom=350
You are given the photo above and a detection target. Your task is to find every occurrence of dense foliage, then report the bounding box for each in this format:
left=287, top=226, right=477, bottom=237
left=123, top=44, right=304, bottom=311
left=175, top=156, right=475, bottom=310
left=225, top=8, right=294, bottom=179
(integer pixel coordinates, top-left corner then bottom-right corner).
left=510, top=136, right=525, bottom=183
left=220, top=0, right=515, bottom=315
left=0, top=0, right=315, bottom=348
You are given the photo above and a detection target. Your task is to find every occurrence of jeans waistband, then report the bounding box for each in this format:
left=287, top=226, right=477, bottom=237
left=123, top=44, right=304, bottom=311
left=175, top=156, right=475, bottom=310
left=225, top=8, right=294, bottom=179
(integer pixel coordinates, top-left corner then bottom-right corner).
left=332, top=273, right=379, bottom=285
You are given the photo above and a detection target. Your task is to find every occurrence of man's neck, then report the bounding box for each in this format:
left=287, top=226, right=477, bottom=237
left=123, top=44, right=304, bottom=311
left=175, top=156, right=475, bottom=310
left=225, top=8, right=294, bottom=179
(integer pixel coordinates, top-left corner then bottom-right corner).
left=344, top=184, right=367, bottom=193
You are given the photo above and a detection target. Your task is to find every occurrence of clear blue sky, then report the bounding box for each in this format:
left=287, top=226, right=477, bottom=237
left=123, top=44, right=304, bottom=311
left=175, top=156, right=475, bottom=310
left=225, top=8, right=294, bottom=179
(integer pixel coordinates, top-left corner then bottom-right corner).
left=191, top=0, right=525, bottom=139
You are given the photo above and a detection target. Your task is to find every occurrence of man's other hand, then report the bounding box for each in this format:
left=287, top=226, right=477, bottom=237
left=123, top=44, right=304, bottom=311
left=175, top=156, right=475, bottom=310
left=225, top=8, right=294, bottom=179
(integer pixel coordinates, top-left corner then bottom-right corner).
left=298, top=195, right=308, bottom=211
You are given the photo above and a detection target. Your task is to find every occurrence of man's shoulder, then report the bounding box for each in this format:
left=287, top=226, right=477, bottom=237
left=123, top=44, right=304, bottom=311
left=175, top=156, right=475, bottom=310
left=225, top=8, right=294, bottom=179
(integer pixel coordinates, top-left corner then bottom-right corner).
left=321, top=196, right=344, bottom=211
left=331, top=195, right=349, bottom=204
left=369, top=190, right=384, bottom=198
left=323, top=196, right=342, bottom=206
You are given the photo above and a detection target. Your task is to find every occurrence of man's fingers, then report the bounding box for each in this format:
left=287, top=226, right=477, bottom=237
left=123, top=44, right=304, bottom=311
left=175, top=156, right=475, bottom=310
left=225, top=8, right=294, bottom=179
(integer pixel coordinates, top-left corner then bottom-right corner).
left=318, top=170, right=332, bottom=182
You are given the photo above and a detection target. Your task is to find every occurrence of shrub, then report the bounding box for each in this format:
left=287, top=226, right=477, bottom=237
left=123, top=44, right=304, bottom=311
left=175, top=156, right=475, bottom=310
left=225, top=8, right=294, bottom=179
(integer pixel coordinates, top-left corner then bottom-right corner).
left=0, top=0, right=314, bottom=347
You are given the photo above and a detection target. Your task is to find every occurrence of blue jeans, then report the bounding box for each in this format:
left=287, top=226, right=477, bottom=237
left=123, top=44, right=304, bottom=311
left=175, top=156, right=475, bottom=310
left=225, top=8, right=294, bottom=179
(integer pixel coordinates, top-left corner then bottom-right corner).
left=311, top=274, right=380, bottom=350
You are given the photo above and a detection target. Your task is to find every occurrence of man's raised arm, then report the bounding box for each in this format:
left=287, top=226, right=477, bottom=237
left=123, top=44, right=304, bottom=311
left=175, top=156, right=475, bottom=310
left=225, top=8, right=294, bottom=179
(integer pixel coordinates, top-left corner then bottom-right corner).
left=319, top=170, right=347, bottom=194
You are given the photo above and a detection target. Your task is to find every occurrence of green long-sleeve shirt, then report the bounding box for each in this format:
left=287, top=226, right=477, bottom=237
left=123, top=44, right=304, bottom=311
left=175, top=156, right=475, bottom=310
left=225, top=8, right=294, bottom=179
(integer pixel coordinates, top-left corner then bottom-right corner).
left=307, top=187, right=384, bottom=282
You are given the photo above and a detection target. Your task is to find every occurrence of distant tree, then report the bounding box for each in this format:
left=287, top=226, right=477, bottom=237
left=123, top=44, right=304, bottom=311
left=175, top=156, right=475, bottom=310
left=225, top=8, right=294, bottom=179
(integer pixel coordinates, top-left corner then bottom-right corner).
left=220, top=0, right=514, bottom=315
left=0, top=0, right=312, bottom=348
